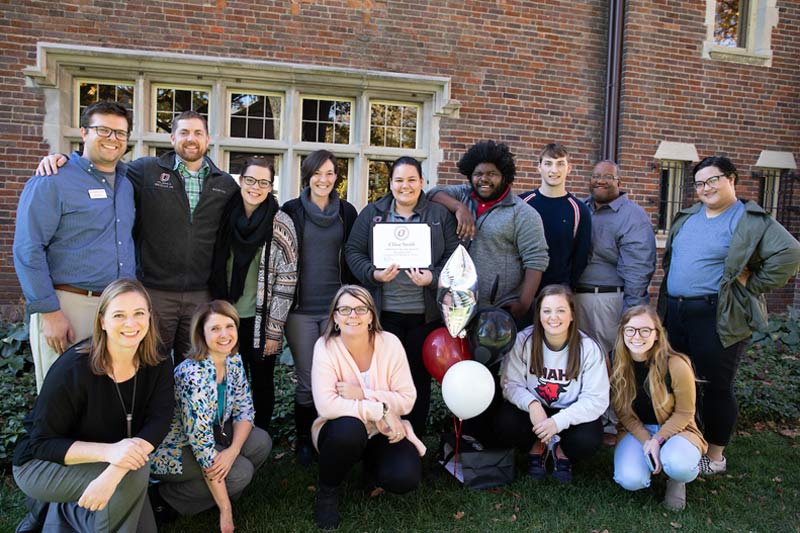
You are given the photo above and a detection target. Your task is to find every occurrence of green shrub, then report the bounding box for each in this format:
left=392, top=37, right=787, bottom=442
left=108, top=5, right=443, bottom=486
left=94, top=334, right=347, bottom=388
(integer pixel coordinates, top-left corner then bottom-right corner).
left=737, top=308, right=800, bottom=423
left=0, top=321, right=36, bottom=466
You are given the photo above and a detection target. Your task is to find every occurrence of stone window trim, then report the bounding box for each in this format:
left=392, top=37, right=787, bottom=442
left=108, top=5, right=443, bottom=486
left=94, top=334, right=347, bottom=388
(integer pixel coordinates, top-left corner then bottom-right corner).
left=754, top=150, right=797, bottom=220
left=652, top=141, right=699, bottom=246
left=24, top=42, right=461, bottom=208
left=702, top=0, right=779, bottom=67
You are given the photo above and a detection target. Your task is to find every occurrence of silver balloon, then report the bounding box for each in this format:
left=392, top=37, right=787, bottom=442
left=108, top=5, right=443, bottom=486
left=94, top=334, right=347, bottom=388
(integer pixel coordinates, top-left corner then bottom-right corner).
left=437, top=244, right=479, bottom=338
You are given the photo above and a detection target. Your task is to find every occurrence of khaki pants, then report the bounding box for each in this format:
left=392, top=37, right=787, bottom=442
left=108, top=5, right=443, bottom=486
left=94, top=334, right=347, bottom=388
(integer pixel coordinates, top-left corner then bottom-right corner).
left=30, top=290, right=99, bottom=392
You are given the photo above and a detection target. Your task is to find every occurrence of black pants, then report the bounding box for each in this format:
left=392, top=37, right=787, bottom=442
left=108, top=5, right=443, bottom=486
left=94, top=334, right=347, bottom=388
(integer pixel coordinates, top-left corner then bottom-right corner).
left=664, top=295, right=746, bottom=447
left=492, top=401, right=603, bottom=462
left=380, top=311, right=441, bottom=435
left=238, top=316, right=277, bottom=431
left=317, top=417, right=421, bottom=492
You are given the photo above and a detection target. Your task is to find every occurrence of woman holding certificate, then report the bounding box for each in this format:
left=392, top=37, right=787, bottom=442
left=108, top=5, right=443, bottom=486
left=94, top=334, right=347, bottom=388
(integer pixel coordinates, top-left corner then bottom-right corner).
left=345, top=156, right=458, bottom=434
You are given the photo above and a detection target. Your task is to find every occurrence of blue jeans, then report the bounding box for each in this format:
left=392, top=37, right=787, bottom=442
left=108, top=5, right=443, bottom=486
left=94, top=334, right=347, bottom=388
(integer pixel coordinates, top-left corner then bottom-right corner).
left=613, top=424, right=701, bottom=490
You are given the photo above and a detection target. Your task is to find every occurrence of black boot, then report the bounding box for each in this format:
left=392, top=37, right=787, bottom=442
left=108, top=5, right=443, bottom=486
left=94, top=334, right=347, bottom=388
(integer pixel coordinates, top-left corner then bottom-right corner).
left=295, top=402, right=318, bottom=466
left=313, top=484, right=341, bottom=530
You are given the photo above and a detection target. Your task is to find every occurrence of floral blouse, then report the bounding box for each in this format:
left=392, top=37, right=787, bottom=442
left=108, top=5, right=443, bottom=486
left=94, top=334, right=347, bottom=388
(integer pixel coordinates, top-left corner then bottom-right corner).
left=151, top=353, right=255, bottom=475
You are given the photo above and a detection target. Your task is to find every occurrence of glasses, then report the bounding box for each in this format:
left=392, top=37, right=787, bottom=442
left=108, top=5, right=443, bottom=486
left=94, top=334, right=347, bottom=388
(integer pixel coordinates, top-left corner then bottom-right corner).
left=693, top=174, right=726, bottom=190
left=472, top=170, right=501, bottom=179
left=85, top=125, right=129, bottom=141
left=592, top=174, right=619, bottom=182
left=335, top=305, right=370, bottom=316
left=623, top=326, right=654, bottom=338
left=242, top=176, right=273, bottom=189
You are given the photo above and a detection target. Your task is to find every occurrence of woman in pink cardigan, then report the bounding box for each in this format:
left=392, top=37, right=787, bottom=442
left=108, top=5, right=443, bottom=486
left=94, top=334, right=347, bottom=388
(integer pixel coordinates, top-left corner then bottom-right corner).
left=310, top=285, right=424, bottom=530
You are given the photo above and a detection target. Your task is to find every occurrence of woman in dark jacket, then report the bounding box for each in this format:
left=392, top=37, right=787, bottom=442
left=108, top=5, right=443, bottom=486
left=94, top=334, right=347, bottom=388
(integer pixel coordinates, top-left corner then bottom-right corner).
left=210, top=156, right=298, bottom=430
left=345, top=156, right=458, bottom=434
left=281, top=150, right=358, bottom=464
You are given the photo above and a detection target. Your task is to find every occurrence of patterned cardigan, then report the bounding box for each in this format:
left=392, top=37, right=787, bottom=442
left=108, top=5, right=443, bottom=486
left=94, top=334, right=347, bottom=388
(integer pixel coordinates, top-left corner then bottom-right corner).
left=151, top=353, right=255, bottom=475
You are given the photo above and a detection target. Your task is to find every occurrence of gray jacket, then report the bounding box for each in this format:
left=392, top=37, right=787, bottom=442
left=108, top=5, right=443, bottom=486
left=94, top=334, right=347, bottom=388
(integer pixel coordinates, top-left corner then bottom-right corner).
left=427, top=184, right=549, bottom=308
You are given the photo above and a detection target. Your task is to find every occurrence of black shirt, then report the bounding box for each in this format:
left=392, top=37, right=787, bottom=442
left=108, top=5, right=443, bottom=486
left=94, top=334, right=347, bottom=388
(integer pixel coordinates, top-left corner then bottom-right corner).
left=632, top=360, right=658, bottom=425
left=13, top=342, right=174, bottom=466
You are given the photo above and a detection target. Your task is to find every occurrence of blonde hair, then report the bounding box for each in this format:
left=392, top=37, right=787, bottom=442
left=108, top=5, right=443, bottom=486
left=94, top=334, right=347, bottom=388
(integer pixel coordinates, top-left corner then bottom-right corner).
left=80, top=278, right=163, bottom=375
left=322, top=285, right=383, bottom=343
left=186, top=300, right=240, bottom=361
left=610, top=305, right=694, bottom=418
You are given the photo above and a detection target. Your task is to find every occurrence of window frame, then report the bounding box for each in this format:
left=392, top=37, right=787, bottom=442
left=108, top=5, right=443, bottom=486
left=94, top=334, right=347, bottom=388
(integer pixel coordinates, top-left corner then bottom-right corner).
left=368, top=100, right=421, bottom=150
left=227, top=89, right=285, bottom=141
left=702, top=0, right=779, bottom=67
left=25, top=43, right=460, bottom=208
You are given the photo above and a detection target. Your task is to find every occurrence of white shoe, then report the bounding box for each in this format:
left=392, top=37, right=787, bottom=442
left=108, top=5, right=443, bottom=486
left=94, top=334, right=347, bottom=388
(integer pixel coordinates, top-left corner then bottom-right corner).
left=699, top=454, right=727, bottom=475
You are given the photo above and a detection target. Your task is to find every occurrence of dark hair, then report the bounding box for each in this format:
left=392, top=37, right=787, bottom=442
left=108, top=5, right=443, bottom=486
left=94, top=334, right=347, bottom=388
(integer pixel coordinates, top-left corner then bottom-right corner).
left=389, top=156, right=423, bottom=180
left=322, top=285, right=383, bottom=343
left=242, top=156, right=275, bottom=181
left=457, top=140, right=516, bottom=185
left=186, top=300, right=240, bottom=361
left=539, top=142, right=570, bottom=163
left=693, top=156, right=738, bottom=184
left=529, top=284, right=583, bottom=381
left=80, top=278, right=163, bottom=375
left=301, top=150, right=337, bottom=188
left=171, top=110, right=208, bottom=135
left=80, top=101, right=132, bottom=133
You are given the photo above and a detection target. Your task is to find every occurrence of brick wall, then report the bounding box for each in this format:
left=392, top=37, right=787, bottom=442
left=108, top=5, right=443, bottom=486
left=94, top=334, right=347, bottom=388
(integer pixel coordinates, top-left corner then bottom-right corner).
left=0, top=0, right=797, bottom=315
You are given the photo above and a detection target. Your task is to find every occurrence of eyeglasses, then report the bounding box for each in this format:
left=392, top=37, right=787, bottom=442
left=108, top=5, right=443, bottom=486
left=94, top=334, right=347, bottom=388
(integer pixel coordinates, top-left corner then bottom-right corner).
left=592, top=174, right=619, bottom=182
left=85, top=125, right=129, bottom=141
left=242, top=176, right=273, bottom=189
left=472, top=170, right=501, bottom=179
left=693, top=174, right=726, bottom=190
left=623, top=326, right=654, bottom=338
left=335, top=305, right=370, bottom=316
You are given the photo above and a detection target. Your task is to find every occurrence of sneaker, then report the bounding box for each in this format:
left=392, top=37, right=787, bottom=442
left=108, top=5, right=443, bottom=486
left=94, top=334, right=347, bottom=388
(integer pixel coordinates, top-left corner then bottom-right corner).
left=699, top=455, right=727, bottom=475
left=313, top=485, right=341, bottom=530
left=551, top=456, right=573, bottom=484
left=663, top=479, right=686, bottom=511
left=527, top=452, right=547, bottom=480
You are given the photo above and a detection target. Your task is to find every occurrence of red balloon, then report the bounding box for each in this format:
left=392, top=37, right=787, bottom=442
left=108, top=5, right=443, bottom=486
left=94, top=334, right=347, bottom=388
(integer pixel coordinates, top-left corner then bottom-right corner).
left=422, top=327, right=472, bottom=384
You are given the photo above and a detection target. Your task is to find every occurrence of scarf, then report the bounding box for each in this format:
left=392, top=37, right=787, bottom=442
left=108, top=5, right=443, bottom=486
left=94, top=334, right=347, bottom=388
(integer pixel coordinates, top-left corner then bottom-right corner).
left=299, top=186, right=341, bottom=228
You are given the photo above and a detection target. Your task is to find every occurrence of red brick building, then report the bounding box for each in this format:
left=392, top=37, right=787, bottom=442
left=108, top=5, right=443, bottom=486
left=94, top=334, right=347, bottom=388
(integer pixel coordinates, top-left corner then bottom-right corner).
left=1, top=0, right=797, bottom=316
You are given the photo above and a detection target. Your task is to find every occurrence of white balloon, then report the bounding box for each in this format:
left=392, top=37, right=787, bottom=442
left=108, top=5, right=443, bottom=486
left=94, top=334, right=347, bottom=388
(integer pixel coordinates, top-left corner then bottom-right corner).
left=441, top=360, right=495, bottom=420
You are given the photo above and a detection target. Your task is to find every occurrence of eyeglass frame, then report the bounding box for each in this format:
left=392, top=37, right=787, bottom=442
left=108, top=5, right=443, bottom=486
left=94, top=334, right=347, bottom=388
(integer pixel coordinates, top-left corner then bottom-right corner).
left=693, top=174, right=727, bottom=191
left=241, top=175, right=273, bottom=189
left=335, top=305, right=370, bottom=316
left=591, top=174, right=619, bottom=182
left=623, top=326, right=654, bottom=338
left=85, top=125, right=130, bottom=141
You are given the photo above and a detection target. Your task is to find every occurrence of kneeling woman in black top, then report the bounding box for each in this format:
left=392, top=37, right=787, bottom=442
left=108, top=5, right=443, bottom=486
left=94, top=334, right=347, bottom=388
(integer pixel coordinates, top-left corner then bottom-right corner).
left=13, top=278, right=174, bottom=533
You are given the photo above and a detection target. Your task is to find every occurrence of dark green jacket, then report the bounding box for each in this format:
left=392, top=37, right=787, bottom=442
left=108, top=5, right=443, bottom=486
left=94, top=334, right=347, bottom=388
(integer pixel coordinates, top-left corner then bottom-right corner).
left=658, top=200, right=800, bottom=347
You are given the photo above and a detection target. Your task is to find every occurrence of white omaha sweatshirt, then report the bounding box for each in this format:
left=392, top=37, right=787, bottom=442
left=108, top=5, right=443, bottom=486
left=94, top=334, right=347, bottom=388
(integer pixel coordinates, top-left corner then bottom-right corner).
left=501, top=326, right=609, bottom=432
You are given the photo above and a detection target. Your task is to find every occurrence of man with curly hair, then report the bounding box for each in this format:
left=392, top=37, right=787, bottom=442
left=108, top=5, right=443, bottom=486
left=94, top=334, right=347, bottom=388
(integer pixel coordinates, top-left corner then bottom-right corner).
left=428, top=140, right=549, bottom=323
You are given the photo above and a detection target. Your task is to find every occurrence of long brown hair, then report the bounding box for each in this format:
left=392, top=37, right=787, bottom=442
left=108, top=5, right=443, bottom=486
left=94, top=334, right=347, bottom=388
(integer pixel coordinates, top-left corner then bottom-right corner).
left=610, top=305, right=695, bottom=418
left=186, top=300, right=240, bottom=361
left=80, top=278, right=163, bottom=375
left=322, top=285, right=383, bottom=344
left=529, top=285, right=582, bottom=380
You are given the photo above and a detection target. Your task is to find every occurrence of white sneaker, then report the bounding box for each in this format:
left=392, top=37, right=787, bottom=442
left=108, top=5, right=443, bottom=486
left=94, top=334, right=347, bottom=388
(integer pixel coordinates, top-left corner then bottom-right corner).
left=699, top=454, right=727, bottom=475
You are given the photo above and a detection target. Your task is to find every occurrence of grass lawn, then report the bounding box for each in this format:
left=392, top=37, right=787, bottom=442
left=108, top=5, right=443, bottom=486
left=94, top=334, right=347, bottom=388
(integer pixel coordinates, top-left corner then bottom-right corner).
left=1, top=426, right=796, bottom=532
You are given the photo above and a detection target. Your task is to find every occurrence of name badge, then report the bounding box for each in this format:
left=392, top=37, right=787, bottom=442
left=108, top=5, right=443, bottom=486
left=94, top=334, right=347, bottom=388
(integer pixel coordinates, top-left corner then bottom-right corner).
left=88, top=189, right=108, bottom=199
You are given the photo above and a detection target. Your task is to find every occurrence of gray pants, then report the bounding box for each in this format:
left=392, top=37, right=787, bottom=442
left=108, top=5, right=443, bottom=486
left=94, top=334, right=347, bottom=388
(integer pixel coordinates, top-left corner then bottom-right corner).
left=153, top=426, right=272, bottom=516
left=147, top=288, right=211, bottom=365
left=285, top=312, right=328, bottom=407
left=574, top=291, right=624, bottom=356
left=13, top=459, right=153, bottom=533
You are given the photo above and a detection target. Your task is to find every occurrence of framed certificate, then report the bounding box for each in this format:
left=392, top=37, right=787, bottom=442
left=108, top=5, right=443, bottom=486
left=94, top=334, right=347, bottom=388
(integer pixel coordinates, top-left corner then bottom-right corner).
left=372, top=223, right=433, bottom=269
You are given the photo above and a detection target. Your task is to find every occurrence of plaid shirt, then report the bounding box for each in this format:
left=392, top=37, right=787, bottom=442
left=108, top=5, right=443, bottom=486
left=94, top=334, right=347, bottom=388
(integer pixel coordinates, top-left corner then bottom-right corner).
left=174, top=158, right=210, bottom=217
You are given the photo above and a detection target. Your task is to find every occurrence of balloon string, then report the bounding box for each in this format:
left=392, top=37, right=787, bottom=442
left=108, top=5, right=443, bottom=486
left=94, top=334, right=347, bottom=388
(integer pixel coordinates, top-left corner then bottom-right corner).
left=453, top=416, right=463, bottom=482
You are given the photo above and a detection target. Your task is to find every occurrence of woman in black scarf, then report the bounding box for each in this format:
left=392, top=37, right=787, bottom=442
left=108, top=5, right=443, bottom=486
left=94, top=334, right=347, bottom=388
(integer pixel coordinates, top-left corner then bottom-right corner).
left=210, top=157, right=298, bottom=430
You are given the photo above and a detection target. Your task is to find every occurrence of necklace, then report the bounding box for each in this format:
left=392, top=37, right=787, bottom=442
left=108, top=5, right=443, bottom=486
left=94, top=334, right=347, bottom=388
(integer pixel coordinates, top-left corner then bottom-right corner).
left=110, top=370, right=137, bottom=438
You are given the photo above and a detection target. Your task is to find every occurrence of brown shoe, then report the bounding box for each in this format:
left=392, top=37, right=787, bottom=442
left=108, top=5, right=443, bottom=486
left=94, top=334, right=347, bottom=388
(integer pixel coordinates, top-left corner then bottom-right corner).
left=663, top=479, right=686, bottom=511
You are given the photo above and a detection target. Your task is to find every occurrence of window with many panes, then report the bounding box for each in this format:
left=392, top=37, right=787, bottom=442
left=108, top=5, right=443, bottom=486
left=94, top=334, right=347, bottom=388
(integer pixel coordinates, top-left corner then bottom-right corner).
left=656, top=160, right=693, bottom=233
left=702, top=0, right=778, bottom=66
left=32, top=44, right=458, bottom=209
